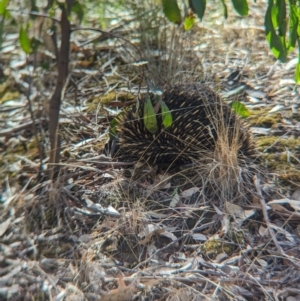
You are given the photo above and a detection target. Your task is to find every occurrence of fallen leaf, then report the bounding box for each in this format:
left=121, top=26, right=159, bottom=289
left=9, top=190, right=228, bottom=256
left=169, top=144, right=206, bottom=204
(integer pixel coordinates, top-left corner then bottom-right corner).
left=180, top=187, right=200, bottom=198
left=100, top=275, right=140, bottom=301
left=0, top=218, right=11, bottom=237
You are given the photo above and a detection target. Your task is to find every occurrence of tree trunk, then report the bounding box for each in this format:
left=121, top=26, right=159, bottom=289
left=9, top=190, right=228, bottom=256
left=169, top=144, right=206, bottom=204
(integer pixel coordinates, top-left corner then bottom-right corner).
left=48, top=0, right=74, bottom=179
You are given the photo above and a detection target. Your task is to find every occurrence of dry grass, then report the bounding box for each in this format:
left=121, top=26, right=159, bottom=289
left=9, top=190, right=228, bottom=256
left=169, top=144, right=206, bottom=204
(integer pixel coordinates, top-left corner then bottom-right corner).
left=1, top=0, right=300, bottom=300
left=198, top=104, right=258, bottom=205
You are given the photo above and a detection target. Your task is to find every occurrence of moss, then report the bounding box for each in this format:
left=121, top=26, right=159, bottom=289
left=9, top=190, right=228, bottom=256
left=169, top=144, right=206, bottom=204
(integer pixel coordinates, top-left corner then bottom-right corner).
left=256, top=135, right=300, bottom=179
left=248, top=109, right=282, bottom=127
left=0, top=81, right=20, bottom=104
left=228, top=230, right=245, bottom=245
left=201, top=239, right=233, bottom=259
left=256, top=136, right=300, bottom=153
left=38, top=241, right=73, bottom=258
left=87, top=91, right=135, bottom=113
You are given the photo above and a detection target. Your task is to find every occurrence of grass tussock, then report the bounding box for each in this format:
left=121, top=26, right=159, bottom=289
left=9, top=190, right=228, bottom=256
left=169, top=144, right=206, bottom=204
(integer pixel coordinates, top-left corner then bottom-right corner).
left=195, top=104, right=258, bottom=205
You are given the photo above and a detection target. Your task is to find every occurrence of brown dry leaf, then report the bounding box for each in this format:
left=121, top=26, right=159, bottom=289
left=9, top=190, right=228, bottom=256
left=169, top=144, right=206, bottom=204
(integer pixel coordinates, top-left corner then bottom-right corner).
left=291, top=189, right=300, bottom=201
left=139, top=228, right=165, bottom=245
left=269, top=203, right=288, bottom=212
left=100, top=275, right=140, bottom=301
left=225, top=201, right=255, bottom=221
left=259, top=225, right=269, bottom=237
left=78, top=59, right=94, bottom=67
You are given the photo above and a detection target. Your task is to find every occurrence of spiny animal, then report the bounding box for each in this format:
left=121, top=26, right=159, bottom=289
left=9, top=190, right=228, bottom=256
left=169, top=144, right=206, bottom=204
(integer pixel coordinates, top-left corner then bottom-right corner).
left=115, top=83, right=256, bottom=168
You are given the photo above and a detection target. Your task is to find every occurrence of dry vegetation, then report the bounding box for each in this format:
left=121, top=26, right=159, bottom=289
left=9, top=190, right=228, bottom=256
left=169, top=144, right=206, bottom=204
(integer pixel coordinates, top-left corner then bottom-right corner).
left=1, top=0, right=300, bottom=300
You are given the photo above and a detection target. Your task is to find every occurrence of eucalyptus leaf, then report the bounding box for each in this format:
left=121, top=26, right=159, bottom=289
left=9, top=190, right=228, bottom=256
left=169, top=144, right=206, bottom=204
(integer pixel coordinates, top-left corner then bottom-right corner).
left=265, top=0, right=287, bottom=62
left=184, top=15, right=195, bottom=30
left=230, top=101, right=250, bottom=118
left=0, top=0, right=8, bottom=15
left=110, top=113, right=123, bottom=140
left=189, top=0, right=206, bottom=21
left=162, top=0, right=182, bottom=24
left=231, top=0, right=249, bottom=16
left=19, top=26, right=31, bottom=54
left=288, top=0, right=298, bottom=50
left=144, top=94, right=158, bottom=134
left=276, top=0, right=286, bottom=37
left=161, top=101, right=173, bottom=128
left=295, top=60, right=300, bottom=84
left=271, top=5, right=278, bottom=29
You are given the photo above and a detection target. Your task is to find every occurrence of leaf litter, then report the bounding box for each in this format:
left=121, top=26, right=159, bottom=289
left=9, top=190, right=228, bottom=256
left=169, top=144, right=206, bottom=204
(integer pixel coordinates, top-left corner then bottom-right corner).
left=1, top=1, right=300, bottom=300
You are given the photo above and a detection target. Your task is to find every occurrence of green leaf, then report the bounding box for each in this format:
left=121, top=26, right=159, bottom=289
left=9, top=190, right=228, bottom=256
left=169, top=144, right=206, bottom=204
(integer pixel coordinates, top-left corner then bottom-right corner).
left=231, top=0, right=249, bottom=16
left=19, top=26, right=31, bottom=54
left=295, top=62, right=300, bottom=84
left=271, top=5, right=278, bottom=29
left=275, top=0, right=287, bottom=58
left=220, top=0, right=228, bottom=18
left=230, top=101, right=250, bottom=118
left=297, top=6, right=300, bottom=37
left=189, top=0, right=206, bottom=21
left=0, top=0, right=8, bottom=15
left=288, top=0, right=298, bottom=50
left=276, top=0, right=286, bottom=37
left=161, top=101, right=173, bottom=128
left=296, top=42, right=300, bottom=84
left=144, top=94, right=158, bottom=134
left=184, top=15, right=195, bottom=30
left=72, top=1, right=84, bottom=23
left=264, top=0, right=287, bottom=62
left=162, top=0, right=182, bottom=24
left=109, top=113, right=122, bottom=139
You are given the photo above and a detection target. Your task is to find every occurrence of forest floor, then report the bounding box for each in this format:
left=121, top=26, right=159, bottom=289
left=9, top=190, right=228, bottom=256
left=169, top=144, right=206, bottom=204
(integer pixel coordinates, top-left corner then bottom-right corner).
left=1, top=1, right=300, bottom=300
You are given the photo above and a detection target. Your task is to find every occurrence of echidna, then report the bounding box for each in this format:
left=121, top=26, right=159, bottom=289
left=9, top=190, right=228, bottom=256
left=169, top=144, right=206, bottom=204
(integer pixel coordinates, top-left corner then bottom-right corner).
left=114, top=83, right=257, bottom=203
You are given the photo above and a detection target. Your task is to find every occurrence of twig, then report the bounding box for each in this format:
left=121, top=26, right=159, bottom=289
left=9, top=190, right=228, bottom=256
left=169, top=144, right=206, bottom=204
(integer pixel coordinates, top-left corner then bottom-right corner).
left=25, top=74, right=45, bottom=175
